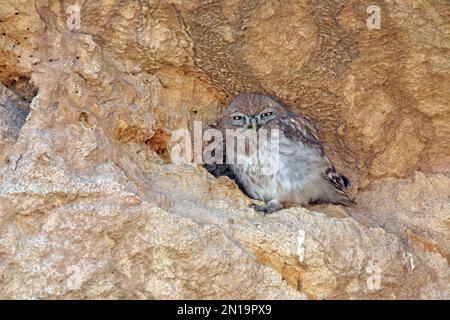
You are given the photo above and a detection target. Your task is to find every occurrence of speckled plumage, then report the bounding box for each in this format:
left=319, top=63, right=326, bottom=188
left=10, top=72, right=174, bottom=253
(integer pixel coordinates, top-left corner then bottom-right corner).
left=217, top=92, right=355, bottom=213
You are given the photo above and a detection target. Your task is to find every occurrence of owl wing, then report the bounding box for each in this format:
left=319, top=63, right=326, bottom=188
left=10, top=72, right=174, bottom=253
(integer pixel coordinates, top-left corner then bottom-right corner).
left=277, top=114, right=354, bottom=205
left=277, top=114, right=322, bottom=152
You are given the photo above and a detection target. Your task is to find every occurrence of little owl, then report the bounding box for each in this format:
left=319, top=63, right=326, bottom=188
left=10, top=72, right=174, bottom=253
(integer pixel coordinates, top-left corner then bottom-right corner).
left=216, top=92, right=355, bottom=214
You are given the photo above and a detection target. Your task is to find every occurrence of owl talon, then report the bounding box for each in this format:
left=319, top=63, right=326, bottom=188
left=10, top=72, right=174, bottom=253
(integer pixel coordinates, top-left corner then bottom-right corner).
left=250, top=201, right=283, bottom=215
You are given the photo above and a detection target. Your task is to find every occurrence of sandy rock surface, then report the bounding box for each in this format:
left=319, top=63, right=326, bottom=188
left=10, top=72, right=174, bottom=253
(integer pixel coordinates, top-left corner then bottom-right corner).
left=0, top=0, right=448, bottom=299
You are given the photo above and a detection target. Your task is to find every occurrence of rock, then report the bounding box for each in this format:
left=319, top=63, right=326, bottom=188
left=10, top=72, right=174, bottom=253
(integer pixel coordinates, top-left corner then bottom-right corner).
left=0, top=0, right=448, bottom=299
left=0, top=84, right=29, bottom=163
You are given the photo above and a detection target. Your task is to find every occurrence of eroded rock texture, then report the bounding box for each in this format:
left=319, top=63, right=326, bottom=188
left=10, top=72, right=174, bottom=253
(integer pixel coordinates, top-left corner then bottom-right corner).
left=0, top=0, right=448, bottom=299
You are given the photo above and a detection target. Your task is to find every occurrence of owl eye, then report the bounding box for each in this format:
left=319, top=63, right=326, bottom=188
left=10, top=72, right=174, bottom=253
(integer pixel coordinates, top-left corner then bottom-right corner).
left=232, top=115, right=244, bottom=121
left=261, top=111, right=273, bottom=118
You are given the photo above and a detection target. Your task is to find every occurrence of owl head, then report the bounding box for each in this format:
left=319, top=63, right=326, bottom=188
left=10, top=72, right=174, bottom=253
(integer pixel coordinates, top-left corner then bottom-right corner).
left=221, top=92, right=289, bottom=131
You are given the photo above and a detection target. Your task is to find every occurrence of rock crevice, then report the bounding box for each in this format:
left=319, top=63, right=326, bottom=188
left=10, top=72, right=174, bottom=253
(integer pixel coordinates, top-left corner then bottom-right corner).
left=0, top=0, right=448, bottom=299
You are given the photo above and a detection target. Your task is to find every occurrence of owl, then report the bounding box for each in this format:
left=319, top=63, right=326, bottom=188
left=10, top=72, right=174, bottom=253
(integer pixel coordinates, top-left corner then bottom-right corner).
left=216, top=92, right=355, bottom=214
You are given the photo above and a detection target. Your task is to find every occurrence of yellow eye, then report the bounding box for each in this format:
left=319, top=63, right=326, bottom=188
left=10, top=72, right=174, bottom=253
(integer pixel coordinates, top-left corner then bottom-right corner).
left=233, top=115, right=244, bottom=121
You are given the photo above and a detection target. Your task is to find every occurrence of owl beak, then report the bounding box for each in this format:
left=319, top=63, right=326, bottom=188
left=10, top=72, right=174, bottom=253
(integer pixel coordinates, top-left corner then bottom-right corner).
left=250, top=117, right=259, bottom=130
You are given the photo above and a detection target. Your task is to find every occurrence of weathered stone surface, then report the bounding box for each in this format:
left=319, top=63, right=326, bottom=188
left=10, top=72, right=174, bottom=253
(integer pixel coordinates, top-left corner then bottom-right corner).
left=0, top=84, right=29, bottom=163
left=0, top=0, right=448, bottom=299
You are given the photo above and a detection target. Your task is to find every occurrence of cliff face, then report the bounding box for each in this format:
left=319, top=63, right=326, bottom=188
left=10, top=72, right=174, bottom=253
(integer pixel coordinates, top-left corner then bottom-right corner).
left=0, top=0, right=448, bottom=299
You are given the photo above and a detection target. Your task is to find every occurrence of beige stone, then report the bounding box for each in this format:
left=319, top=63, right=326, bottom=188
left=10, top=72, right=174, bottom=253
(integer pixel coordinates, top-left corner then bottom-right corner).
left=0, top=0, right=448, bottom=299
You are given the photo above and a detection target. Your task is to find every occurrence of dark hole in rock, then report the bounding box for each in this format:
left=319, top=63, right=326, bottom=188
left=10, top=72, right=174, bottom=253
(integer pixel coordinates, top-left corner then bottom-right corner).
left=146, top=130, right=171, bottom=163
left=0, top=82, right=35, bottom=161
left=1, top=76, right=37, bottom=101
left=77, top=111, right=97, bottom=130
left=201, top=134, right=250, bottom=197
left=78, top=111, right=89, bottom=125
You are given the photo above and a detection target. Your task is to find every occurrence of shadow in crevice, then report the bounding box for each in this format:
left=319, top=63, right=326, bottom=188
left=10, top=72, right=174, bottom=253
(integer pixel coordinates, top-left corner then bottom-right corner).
left=1, top=75, right=37, bottom=103
left=0, top=82, right=35, bottom=163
